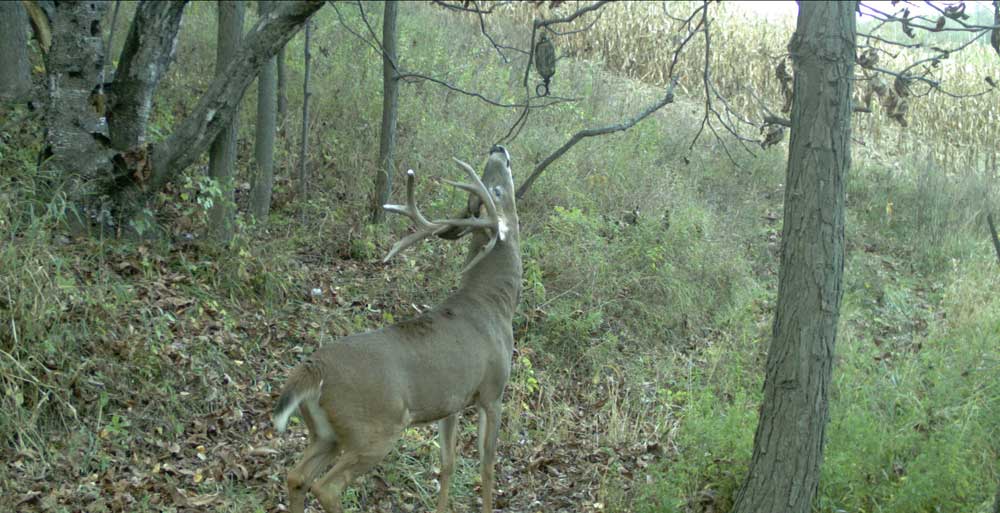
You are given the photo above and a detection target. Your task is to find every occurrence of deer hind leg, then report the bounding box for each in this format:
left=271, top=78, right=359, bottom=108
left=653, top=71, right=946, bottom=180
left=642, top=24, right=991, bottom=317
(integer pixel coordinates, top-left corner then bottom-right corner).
left=478, top=400, right=502, bottom=513
left=311, top=428, right=401, bottom=513
left=436, top=413, right=460, bottom=513
left=287, top=437, right=339, bottom=513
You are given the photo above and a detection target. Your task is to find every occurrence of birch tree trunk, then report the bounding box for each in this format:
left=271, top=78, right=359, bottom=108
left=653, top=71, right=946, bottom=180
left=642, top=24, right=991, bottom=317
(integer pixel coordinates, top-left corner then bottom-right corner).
left=44, top=0, right=111, bottom=222
left=0, top=1, right=32, bottom=103
left=207, top=0, right=246, bottom=243
left=731, top=3, right=856, bottom=512
left=251, top=0, right=277, bottom=220
left=370, top=0, right=399, bottom=223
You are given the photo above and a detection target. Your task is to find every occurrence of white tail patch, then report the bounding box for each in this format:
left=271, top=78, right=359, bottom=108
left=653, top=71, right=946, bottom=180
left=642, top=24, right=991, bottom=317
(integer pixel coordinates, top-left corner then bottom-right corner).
left=273, top=380, right=323, bottom=433
left=273, top=393, right=302, bottom=433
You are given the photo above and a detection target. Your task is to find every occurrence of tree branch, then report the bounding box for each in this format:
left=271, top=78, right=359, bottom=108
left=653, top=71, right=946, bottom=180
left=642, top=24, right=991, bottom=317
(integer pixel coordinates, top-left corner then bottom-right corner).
left=515, top=79, right=679, bottom=199
left=115, top=0, right=323, bottom=205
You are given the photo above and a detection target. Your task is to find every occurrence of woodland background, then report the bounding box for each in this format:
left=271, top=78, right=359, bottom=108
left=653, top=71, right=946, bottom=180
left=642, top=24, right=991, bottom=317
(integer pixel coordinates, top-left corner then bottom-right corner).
left=1, top=1, right=999, bottom=512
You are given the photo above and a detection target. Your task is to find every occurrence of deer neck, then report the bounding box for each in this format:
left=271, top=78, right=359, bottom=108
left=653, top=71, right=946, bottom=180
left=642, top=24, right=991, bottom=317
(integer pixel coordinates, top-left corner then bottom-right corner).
left=454, top=233, right=522, bottom=321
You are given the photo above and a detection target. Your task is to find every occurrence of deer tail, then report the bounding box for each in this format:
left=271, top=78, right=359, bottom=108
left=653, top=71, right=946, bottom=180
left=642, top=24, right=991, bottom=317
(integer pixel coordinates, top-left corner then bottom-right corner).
left=273, top=361, right=324, bottom=433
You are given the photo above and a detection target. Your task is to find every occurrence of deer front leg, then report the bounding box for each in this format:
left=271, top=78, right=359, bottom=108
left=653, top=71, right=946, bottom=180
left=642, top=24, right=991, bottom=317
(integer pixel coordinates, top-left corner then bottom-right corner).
left=478, top=400, right=502, bottom=513
left=436, top=413, right=460, bottom=513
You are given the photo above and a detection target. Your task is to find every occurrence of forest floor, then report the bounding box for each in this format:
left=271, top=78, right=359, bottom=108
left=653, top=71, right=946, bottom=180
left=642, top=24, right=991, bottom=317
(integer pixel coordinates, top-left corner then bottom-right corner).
left=4, top=232, right=674, bottom=513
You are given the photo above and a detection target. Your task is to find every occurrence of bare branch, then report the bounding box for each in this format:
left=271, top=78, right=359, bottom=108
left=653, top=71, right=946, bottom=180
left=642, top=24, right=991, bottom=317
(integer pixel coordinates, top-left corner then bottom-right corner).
left=544, top=9, right=605, bottom=36
left=332, top=2, right=566, bottom=113
left=536, top=0, right=611, bottom=29
left=474, top=1, right=512, bottom=62
left=398, top=70, right=578, bottom=108
left=515, top=80, right=679, bottom=199
left=503, top=1, right=613, bottom=144
left=430, top=0, right=509, bottom=15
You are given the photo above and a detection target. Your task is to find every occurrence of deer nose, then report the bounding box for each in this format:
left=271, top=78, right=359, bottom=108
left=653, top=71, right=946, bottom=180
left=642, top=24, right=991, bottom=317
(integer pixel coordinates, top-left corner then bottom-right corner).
left=490, top=145, right=510, bottom=166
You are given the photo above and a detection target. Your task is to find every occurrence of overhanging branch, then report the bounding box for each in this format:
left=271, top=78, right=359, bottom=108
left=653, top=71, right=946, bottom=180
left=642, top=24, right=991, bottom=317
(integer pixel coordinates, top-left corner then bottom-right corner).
left=515, top=79, right=679, bottom=199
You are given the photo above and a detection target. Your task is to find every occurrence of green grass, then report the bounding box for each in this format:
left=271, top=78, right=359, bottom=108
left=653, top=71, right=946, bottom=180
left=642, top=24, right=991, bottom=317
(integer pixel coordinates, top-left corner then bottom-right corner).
left=2, top=2, right=999, bottom=512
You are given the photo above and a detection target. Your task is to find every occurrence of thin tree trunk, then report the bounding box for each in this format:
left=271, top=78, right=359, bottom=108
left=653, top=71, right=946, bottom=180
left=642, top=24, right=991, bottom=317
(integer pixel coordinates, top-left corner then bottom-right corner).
left=731, top=3, right=856, bottom=513
left=298, top=19, right=311, bottom=202
left=993, top=480, right=1000, bottom=513
left=371, top=0, right=399, bottom=223
left=38, top=0, right=320, bottom=226
left=251, top=0, right=277, bottom=220
left=144, top=1, right=321, bottom=194
left=207, top=0, right=245, bottom=243
left=277, top=46, right=288, bottom=126
left=988, top=213, right=1000, bottom=265
left=0, top=1, right=33, bottom=103
left=108, top=1, right=186, bottom=151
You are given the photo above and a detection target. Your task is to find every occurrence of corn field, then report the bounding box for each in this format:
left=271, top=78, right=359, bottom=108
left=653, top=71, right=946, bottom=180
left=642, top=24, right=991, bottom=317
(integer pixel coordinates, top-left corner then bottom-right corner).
left=503, top=1, right=999, bottom=177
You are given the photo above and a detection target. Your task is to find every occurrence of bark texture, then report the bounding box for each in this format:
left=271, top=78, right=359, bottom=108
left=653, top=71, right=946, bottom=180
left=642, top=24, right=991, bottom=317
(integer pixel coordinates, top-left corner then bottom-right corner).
left=44, top=0, right=111, bottom=199
left=250, top=0, right=277, bottom=220
left=0, top=1, right=33, bottom=103
left=277, top=46, right=288, bottom=125
left=207, top=0, right=245, bottom=242
left=108, top=1, right=186, bottom=151
left=371, top=0, right=399, bottom=223
left=731, top=3, right=856, bottom=513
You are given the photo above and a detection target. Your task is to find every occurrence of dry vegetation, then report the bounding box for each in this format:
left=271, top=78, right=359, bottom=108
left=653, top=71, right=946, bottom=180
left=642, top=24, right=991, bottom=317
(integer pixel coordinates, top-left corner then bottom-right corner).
left=508, top=1, right=999, bottom=173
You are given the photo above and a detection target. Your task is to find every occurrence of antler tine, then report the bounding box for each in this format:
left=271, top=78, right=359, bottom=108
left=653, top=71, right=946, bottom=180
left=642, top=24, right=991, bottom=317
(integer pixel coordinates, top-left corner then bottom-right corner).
left=383, top=170, right=447, bottom=262
left=431, top=158, right=504, bottom=233
left=384, top=170, right=434, bottom=228
left=383, top=159, right=508, bottom=272
left=444, top=157, right=507, bottom=274
left=451, top=158, right=500, bottom=223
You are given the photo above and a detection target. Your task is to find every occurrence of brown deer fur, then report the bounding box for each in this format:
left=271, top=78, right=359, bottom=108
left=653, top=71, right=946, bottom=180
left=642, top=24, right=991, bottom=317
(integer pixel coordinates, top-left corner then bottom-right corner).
left=274, top=146, right=521, bottom=513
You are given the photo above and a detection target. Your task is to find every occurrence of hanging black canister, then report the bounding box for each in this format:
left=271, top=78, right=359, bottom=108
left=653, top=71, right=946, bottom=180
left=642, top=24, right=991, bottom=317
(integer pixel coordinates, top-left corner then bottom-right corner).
left=534, top=33, right=556, bottom=96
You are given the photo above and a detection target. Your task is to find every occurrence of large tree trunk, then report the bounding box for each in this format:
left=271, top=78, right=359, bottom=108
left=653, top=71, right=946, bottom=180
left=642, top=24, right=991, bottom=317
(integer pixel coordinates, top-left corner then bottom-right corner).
left=250, top=0, right=277, bottom=220
left=207, top=0, right=246, bottom=243
left=44, top=0, right=111, bottom=220
left=0, top=1, right=33, bottom=103
left=731, top=3, right=856, bottom=513
left=370, top=0, right=399, bottom=223
left=108, top=1, right=187, bottom=151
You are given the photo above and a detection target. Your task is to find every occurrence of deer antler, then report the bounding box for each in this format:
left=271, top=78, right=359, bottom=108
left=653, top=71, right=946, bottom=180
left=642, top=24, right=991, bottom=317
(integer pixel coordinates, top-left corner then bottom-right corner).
left=382, top=169, right=448, bottom=262
left=383, top=159, right=505, bottom=271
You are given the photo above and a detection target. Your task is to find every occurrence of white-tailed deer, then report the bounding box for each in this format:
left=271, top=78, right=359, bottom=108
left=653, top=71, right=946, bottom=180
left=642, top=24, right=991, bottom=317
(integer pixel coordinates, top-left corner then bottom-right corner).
left=273, top=146, right=521, bottom=513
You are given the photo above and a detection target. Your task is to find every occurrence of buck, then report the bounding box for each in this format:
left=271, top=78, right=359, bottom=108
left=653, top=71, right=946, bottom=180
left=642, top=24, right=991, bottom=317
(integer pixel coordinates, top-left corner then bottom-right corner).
left=273, top=146, right=521, bottom=513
